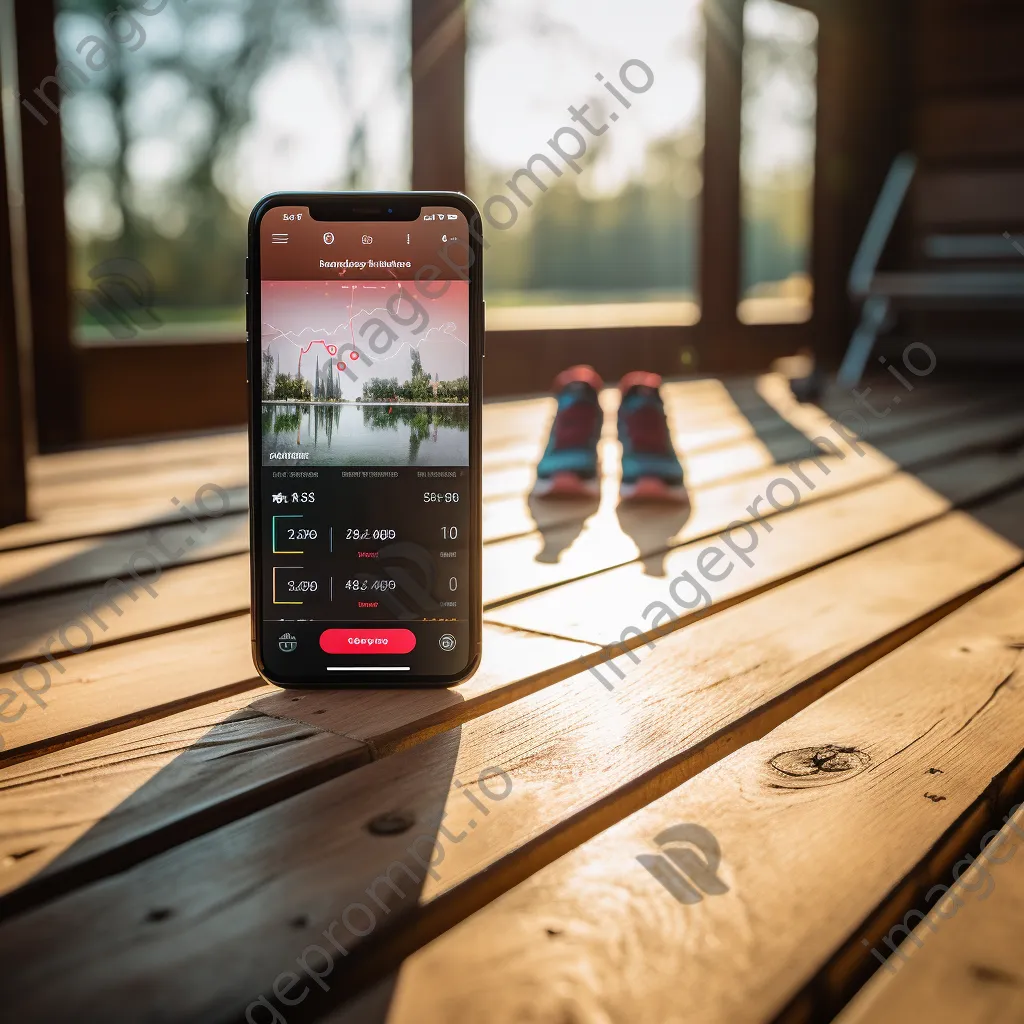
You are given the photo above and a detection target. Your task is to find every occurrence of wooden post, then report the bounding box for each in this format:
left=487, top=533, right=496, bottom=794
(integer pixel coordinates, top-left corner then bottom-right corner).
left=810, top=0, right=912, bottom=369
left=0, top=77, right=28, bottom=526
left=13, top=0, right=81, bottom=450
left=411, top=0, right=466, bottom=193
left=698, top=0, right=744, bottom=353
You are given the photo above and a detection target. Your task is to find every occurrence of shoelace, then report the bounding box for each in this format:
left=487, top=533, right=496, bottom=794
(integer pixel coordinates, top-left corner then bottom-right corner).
left=623, top=400, right=668, bottom=454
left=552, top=400, right=599, bottom=450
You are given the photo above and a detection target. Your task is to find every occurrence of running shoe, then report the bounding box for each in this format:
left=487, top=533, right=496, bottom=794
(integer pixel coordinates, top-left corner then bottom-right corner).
left=617, top=371, right=687, bottom=503
left=532, top=365, right=604, bottom=498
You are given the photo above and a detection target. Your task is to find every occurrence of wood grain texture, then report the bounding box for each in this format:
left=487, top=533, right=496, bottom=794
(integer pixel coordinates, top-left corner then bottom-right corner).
left=489, top=449, right=1024, bottom=644
left=28, top=450, right=246, bottom=517
left=480, top=445, right=887, bottom=606
left=480, top=404, right=1024, bottom=606
left=0, top=624, right=591, bottom=912
left=12, top=385, right=1007, bottom=664
left=26, top=431, right=246, bottom=483
left=0, top=503, right=1020, bottom=1023
left=0, top=379, right=998, bottom=554
left=253, top=624, right=598, bottom=756
left=0, top=689, right=368, bottom=913
left=0, top=616, right=260, bottom=765
left=0, top=395, right=549, bottom=551
left=479, top=387, right=1005, bottom=510
left=835, top=817, right=1024, bottom=1024
left=0, top=553, right=250, bottom=673
left=0, top=511, right=247, bottom=603
left=340, top=569, right=1024, bottom=1024
left=0, top=487, right=248, bottom=555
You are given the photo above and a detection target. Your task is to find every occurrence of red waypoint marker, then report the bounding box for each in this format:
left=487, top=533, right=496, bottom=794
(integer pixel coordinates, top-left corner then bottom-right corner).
left=349, top=351, right=359, bottom=360
left=337, top=362, right=346, bottom=371
left=320, top=628, right=416, bottom=654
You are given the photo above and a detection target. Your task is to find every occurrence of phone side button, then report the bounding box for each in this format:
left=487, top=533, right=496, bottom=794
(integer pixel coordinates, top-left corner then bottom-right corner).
left=245, top=292, right=251, bottom=383
left=481, top=301, right=486, bottom=358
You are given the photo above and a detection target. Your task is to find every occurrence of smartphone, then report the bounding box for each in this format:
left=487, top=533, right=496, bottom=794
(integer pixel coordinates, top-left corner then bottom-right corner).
left=247, top=192, right=483, bottom=687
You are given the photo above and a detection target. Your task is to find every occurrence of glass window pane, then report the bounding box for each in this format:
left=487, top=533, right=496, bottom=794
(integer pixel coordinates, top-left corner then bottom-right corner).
left=739, top=0, right=817, bottom=325
left=57, top=0, right=411, bottom=344
left=467, top=0, right=705, bottom=329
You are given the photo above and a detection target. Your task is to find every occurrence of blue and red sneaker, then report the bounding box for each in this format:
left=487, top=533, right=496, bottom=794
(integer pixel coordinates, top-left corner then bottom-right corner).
left=532, top=365, right=604, bottom=498
left=617, top=371, right=687, bottom=503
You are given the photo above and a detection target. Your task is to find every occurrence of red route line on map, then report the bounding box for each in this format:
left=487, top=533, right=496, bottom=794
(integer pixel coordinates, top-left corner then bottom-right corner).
left=300, top=339, right=338, bottom=358
left=296, top=338, right=344, bottom=378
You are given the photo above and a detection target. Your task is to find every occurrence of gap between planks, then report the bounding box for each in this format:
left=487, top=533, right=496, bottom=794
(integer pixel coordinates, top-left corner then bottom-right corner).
left=833, top=816, right=1024, bottom=1024
left=3, top=427, right=1020, bottom=682
left=0, top=497, right=1021, bottom=1022
left=5, top=447, right=1023, bottom=770
left=5, top=447, right=1024, bottom=772
left=3, top=379, right=1018, bottom=600
left=0, top=624, right=598, bottom=912
left=2, top=480, right=1019, bottom=923
left=324, top=568, right=1024, bottom=1024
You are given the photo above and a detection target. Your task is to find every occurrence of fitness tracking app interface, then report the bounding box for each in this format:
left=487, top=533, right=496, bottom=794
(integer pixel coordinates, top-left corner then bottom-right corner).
left=257, top=206, right=473, bottom=681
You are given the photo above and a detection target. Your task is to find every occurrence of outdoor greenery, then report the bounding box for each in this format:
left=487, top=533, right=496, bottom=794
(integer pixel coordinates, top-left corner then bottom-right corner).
left=261, top=350, right=314, bottom=401
left=62, top=0, right=814, bottom=332
left=262, top=400, right=468, bottom=463
left=359, top=350, right=469, bottom=403
left=271, top=373, right=311, bottom=402
left=259, top=347, right=468, bottom=403
left=361, top=403, right=468, bottom=431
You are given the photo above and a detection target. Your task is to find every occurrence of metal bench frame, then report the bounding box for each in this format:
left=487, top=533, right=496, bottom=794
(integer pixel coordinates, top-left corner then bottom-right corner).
left=838, top=153, right=1024, bottom=388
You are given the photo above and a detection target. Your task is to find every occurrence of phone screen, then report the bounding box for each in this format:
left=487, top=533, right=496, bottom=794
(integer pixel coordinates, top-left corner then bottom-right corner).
left=251, top=200, right=480, bottom=684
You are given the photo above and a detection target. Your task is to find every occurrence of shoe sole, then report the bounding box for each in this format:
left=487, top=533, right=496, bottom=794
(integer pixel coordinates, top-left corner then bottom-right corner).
left=620, top=477, right=689, bottom=504
left=532, top=471, right=600, bottom=499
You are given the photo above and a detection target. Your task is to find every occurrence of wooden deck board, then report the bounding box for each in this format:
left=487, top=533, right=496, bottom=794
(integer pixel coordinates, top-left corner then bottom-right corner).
left=480, top=406, right=1024, bottom=606
left=0, top=553, right=251, bottom=674
left=0, top=617, right=262, bottom=765
left=0, top=688, right=369, bottom=914
left=6, top=414, right=1020, bottom=679
left=0, top=487, right=249, bottom=554
left=0, top=511, right=248, bottom=603
left=5, top=378, right=1004, bottom=555
left=7, top=476, right=1020, bottom=923
left=0, top=626, right=594, bottom=913
left=0, top=618, right=593, bottom=765
left=28, top=456, right=247, bottom=520
left=340, top=569, right=1024, bottom=1024
left=1, top=377, right=1022, bottom=1024
left=488, top=449, right=1024, bottom=644
left=835, top=815, right=1024, bottom=1024
left=0, top=495, right=1020, bottom=1022
left=478, top=388, right=1010, bottom=512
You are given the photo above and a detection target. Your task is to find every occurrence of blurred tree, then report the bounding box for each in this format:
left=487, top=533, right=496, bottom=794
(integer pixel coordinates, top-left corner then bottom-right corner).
left=260, top=349, right=274, bottom=398
left=60, top=0, right=383, bottom=326
left=273, top=372, right=311, bottom=401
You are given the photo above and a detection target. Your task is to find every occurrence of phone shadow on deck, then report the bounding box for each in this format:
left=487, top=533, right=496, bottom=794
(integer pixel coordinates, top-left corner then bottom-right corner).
left=0, top=693, right=468, bottom=1024
left=0, top=503, right=248, bottom=676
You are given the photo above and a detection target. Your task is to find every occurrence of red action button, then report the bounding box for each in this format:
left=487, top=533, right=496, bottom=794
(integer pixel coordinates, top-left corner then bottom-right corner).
left=320, top=628, right=416, bottom=655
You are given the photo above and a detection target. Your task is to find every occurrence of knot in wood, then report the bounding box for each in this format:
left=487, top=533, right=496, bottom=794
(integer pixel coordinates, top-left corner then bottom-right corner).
left=770, top=745, right=870, bottom=781
left=366, top=810, right=416, bottom=835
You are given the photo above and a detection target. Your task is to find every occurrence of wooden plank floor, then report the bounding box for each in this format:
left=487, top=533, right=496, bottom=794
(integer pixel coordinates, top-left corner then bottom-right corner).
left=0, top=373, right=1022, bottom=1024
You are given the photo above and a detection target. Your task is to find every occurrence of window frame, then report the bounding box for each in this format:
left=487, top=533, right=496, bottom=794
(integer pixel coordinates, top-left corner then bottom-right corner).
left=0, top=64, right=28, bottom=522
left=12, top=0, right=857, bottom=448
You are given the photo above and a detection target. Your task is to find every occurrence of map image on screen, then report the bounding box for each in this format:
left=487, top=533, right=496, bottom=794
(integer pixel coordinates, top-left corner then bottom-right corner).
left=260, top=279, right=469, bottom=468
